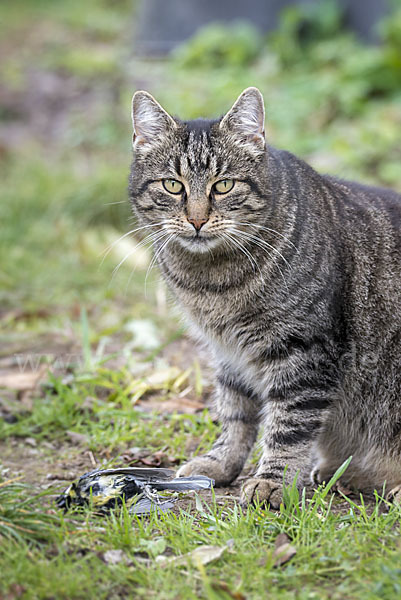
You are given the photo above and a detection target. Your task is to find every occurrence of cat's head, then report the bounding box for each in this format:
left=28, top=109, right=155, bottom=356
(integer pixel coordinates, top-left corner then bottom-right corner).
left=129, top=87, right=269, bottom=254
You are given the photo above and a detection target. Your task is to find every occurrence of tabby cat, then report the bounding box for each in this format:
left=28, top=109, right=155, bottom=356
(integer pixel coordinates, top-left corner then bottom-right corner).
left=129, top=87, right=401, bottom=507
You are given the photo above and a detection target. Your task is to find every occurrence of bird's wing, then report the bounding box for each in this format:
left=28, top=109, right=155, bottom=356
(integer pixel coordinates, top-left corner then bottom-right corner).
left=129, top=496, right=176, bottom=515
left=153, top=475, right=214, bottom=491
left=82, top=467, right=175, bottom=480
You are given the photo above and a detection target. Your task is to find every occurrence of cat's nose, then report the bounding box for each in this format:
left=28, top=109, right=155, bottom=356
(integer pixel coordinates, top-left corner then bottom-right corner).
left=187, top=217, right=208, bottom=231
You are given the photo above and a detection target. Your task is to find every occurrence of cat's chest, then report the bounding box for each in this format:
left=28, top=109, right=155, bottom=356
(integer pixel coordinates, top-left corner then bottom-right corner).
left=181, top=290, right=256, bottom=349
left=209, top=324, right=284, bottom=398
left=184, top=304, right=283, bottom=398
left=164, top=258, right=287, bottom=392
left=174, top=277, right=270, bottom=360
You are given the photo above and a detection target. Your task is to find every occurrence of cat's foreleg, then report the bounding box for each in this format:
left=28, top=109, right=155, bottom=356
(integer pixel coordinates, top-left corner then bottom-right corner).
left=241, top=389, right=332, bottom=508
left=177, top=373, right=260, bottom=486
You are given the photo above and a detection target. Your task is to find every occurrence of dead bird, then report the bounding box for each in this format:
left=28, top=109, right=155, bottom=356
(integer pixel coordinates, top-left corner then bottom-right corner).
left=56, top=467, right=214, bottom=515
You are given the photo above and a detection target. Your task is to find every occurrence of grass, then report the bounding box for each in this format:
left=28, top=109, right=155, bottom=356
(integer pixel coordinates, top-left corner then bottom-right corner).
left=0, top=365, right=219, bottom=457
left=1, top=0, right=401, bottom=597
left=2, top=463, right=401, bottom=599
left=2, top=357, right=401, bottom=599
left=0, top=477, right=59, bottom=545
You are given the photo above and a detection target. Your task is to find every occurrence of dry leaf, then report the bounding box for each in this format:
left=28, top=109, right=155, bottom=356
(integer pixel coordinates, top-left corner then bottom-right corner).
left=138, top=396, right=204, bottom=414
left=66, top=430, right=89, bottom=445
left=138, top=450, right=173, bottom=467
left=102, top=549, right=128, bottom=565
left=17, top=389, right=34, bottom=411
left=122, top=448, right=179, bottom=467
left=333, top=480, right=353, bottom=496
left=159, top=545, right=226, bottom=567
left=25, top=437, right=37, bottom=447
left=145, top=366, right=181, bottom=386
left=211, top=582, right=246, bottom=600
left=189, top=545, right=226, bottom=566
left=273, top=533, right=296, bottom=567
left=0, top=364, right=47, bottom=391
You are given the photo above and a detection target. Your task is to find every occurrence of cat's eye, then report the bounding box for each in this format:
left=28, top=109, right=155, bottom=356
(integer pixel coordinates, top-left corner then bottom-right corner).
left=162, top=179, right=184, bottom=195
left=213, top=179, right=235, bottom=194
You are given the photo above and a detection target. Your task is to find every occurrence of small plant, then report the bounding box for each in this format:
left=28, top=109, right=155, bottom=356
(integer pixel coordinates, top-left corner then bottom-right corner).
left=0, top=475, right=59, bottom=545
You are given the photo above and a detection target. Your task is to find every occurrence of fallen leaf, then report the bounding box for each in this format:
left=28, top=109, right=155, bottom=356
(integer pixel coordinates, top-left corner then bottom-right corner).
left=0, top=364, right=48, bottom=391
left=122, top=448, right=179, bottom=467
left=66, top=431, right=89, bottom=445
left=211, top=582, right=246, bottom=600
left=333, top=480, right=353, bottom=496
left=138, top=396, right=205, bottom=414
left=142, top=450, right=165, bottom=466
left=102, top=549, right=127, bottom=565
left=136, top=451, right=163, bottom=467
left=145, top=366, right=181, bottom=386
left=25, top=437, right=37, bottom=447
left=46, top=471, right=77, bottom=481
left=273, top=533, right=296, bottom=567
left=17, top=389, right=34, bottom=411
left=159, top=544, right=226, bottom=567
left=190, top=545, right=227, bottom=566
left=82, top=396, right=96, bottom=410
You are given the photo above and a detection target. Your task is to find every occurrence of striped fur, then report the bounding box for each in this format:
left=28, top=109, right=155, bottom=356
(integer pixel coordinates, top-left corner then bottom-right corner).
left=129, top=88, right=401, bottom=507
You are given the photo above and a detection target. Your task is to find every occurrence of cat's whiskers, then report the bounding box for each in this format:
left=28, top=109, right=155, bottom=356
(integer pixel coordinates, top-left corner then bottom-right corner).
left=124, top=224, right=183, bottom=294
left=110, top=229, right=170, bottom=283
left=123, top=229, right=169, bottom=294
left=233, top=220, right=299, bottom=253
left=231, top=227, right=292, bottom=271
left=220, top=232, right=263, bottom=277
left=229, top=228, right=289, bottom=292
left=100, top=221, right=167, bottom=265
left=145, top=232, right=179, bottom=297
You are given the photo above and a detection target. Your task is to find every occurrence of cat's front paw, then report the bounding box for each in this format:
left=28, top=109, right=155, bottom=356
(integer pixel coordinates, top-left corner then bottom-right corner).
left=310, top=459, right=335, bottom=486
left=310, top=465, right=323, bottom=486
left=386, top=484, right=401, bottom=503
left=311, top=466, right=352, bottom=495
left=240, top=477, right=283, bottom=509
left=176, top=456, right=234, bottom=487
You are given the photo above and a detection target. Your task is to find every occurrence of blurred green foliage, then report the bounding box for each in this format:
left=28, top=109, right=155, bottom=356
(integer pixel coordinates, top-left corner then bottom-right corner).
left=170, top=1, right=401, bottom=106
left=265, top=0, right=345, bottom=65
left=157, top=1, right=401, bottom=190
left=270, top=0, right=401, bottom=98
left=0, top=0, right=400, bottom=323
left=172, top=21, right=263, bottom=68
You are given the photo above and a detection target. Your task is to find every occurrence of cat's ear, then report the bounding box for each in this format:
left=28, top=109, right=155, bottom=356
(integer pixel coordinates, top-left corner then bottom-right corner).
left=132, top=91, right=176, bottom=149
left=220, top=87, right=265, bottom=154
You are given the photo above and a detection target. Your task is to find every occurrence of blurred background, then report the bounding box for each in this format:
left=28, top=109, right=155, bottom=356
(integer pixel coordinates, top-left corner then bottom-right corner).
left=1, top=0, right=401, bottom=390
